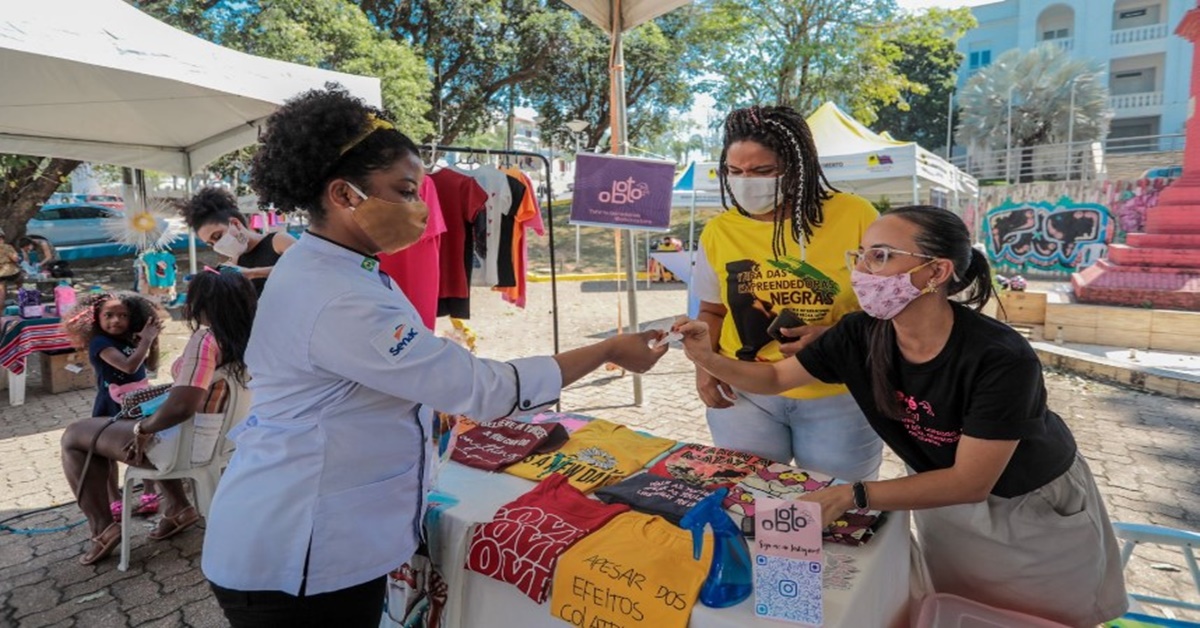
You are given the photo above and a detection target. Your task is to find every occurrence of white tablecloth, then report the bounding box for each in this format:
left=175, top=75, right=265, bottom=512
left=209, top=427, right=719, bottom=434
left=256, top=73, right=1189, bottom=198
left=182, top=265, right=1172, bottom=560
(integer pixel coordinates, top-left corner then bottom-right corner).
left=399, top=462, right=911, bottom=628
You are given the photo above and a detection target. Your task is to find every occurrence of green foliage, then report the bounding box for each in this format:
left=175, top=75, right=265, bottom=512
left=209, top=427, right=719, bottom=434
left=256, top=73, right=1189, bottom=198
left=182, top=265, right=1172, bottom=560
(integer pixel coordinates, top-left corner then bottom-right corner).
left=872, top=8, right=976, bottom=149
left=0, top=156, right=81, bottom=240
left=360, top=0, right=568, bottom=145
left=690, top=0, right=914, bottom=124
left=957, top=44, right=1111, bottom=154
left=132, top=0, right=433, bottom=137
left=525, top=12, right=694, bottom=153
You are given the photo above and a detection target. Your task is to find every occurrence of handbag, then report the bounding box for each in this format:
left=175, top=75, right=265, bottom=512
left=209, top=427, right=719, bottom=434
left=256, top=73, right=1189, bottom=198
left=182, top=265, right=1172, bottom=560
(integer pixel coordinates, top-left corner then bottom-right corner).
left=119, top=383, right=173, bottom=420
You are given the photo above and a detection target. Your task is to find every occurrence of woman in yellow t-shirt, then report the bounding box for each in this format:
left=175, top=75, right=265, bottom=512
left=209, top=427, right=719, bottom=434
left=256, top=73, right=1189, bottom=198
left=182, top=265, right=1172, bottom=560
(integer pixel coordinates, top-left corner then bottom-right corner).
left=691, top=105, right=882, bottom=481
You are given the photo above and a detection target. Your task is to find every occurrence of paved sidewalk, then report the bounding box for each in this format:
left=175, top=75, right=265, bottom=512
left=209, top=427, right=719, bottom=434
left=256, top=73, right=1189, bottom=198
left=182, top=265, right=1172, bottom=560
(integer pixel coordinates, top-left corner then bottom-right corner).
left=2, top=281, right=1198, bottom=626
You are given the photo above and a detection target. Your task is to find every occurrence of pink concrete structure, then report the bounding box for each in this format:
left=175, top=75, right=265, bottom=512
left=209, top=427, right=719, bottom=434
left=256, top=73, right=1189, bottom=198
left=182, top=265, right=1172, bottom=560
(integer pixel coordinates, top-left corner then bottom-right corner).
left=1073, top=1, right=1200, bottom=311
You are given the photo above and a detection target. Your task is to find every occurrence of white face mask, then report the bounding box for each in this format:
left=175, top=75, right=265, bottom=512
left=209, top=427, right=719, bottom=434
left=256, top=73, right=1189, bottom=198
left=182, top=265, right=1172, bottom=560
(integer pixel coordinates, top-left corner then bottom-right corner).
left=211, top=223, right=249, bottom=259
left=726, top=176, right=779, bottom=215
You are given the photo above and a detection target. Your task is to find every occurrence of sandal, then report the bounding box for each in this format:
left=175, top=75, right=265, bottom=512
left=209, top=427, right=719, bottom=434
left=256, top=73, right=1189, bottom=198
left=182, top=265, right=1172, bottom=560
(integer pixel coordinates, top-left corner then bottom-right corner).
left=79, top=522, right=121, bottom=566
left=148, top=505, right=200, bottom=541
left=133, top=493, right=160, bottom=517
left=109, top=500, right=122, bottom=523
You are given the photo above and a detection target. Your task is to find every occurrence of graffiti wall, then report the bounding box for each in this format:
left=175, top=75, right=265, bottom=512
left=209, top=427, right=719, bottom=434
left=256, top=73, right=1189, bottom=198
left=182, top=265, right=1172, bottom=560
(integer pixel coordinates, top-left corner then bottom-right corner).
left=984, top=197, right=1115, bottom=275
left=976, top=178, right=1171, bottom=277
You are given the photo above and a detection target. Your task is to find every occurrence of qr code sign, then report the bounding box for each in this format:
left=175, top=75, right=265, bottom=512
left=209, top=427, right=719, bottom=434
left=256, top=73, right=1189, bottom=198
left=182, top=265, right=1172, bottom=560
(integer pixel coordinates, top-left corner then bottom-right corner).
left=754, top=554, right=823, bottom=625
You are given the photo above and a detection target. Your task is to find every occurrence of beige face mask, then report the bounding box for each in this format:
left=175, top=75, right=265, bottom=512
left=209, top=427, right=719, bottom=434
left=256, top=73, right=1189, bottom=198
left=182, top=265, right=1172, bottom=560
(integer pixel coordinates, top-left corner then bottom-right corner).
left=344, top=181, right=428, bottom=254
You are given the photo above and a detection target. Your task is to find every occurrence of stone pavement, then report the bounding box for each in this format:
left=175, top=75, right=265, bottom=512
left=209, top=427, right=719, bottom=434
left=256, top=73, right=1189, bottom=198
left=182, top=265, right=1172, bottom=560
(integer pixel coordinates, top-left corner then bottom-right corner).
left=2, top=280, right=1199, bottom=626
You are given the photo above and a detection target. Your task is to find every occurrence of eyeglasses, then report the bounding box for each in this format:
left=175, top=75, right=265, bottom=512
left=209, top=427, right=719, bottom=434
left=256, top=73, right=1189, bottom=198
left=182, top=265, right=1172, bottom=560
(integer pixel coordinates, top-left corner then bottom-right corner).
left=845, top=247, right=937, bottom=273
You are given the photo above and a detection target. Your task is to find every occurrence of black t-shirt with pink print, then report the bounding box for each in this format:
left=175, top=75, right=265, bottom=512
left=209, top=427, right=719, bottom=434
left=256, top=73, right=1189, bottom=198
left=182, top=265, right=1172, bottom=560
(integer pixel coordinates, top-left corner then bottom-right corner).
left=798, top=303, right=1076, bottom=498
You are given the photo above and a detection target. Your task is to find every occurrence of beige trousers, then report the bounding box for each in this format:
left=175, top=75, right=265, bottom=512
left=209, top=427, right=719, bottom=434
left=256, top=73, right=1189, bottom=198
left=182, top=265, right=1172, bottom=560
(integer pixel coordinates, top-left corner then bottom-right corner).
left=915, top=455, right=1129, bottom=627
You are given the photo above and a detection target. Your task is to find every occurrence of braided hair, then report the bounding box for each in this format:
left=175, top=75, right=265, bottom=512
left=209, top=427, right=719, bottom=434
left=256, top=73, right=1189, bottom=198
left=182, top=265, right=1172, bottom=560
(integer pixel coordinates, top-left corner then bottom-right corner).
left=719, top=105, right=839, bottom=260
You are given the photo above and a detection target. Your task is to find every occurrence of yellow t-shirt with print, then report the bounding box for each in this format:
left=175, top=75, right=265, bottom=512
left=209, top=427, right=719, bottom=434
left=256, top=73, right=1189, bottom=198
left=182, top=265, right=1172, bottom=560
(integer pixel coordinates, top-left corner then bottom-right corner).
left=550, top=512, right=713, bottom=628
left=699, top=191, right=877, bottom=399
left=504, top=419, right=676, bottom=492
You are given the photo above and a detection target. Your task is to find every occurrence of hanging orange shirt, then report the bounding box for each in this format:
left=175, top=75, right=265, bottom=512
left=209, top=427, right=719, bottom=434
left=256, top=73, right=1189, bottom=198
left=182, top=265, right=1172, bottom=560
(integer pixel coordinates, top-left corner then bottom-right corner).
left=496, top=168, right=544, bottom=308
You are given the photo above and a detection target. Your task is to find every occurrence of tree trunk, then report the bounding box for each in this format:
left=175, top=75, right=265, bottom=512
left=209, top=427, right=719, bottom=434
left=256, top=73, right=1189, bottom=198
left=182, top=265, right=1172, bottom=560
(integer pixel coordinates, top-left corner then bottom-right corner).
left=0, top=158, right=81, bottom=241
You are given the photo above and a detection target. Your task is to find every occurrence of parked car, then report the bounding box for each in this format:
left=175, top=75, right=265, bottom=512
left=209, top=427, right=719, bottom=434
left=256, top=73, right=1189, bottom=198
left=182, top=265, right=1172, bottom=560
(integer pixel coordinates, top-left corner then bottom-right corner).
left=25, top=203, right=123, bottom=247
left=82, top=194, right=125, bottom=210
left=1141, top=165, right=1182, bottom=180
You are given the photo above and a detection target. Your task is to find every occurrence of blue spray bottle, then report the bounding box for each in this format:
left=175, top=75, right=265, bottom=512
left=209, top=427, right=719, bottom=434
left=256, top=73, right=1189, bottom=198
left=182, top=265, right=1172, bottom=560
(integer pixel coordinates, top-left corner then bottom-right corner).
left=679, top=487, right=753, bottom=608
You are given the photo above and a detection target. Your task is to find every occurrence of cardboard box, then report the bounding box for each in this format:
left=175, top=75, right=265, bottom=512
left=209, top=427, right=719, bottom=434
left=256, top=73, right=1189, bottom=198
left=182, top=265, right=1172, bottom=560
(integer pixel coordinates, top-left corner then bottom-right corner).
left=39, top=350, right=94, bottom=394
left=997, top=291, right=1047, bottom=325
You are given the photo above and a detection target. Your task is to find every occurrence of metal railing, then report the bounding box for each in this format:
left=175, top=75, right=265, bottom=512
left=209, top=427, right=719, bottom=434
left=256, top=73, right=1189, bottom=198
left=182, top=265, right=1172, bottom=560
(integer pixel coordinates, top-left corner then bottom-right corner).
left=1110, top=91, right=1164, bottom=110
left=1051, top=37, right=1074, bottom=51
left=1111, top=22, right=1169, bottom=45
left=950, top=133, right=1184, bottom=182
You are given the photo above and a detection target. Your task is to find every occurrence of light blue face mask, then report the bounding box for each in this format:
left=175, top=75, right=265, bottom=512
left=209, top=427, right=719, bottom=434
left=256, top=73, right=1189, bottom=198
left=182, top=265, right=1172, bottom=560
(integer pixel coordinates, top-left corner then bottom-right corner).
left=134, top=393, right=170, bottom=419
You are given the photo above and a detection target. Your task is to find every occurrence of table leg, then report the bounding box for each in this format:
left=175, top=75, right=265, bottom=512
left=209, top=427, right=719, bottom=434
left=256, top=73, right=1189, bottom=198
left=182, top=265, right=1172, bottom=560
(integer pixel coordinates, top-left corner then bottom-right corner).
left=8, top=369, right=26, bottom=406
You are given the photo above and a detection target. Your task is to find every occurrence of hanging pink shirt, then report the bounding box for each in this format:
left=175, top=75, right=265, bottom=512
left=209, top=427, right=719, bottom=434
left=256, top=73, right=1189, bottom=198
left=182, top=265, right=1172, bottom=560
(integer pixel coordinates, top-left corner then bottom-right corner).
left=379, top=176, right=447, bottom=329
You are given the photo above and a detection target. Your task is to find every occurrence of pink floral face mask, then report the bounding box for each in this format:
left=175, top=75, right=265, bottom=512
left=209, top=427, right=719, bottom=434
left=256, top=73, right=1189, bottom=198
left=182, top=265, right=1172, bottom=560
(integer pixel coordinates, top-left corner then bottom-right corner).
left=850, top=261, right=936, bottom=320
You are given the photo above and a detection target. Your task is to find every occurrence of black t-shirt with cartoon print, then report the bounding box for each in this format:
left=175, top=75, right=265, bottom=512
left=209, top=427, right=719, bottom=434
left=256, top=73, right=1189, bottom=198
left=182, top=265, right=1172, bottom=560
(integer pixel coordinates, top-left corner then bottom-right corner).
left=798, top=303, right=1076, bottom=498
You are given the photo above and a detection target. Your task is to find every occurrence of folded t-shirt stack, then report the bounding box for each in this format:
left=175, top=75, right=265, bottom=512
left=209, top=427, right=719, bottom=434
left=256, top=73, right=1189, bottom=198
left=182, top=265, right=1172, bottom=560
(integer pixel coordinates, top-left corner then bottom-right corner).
left=724, top=462, right=886, bottom=546
left=646, top=443, right=774, bottom=490
left=504, top=419, right=676, bottom=492
left=465, top=474, right=630, bottom=603
left=594, top=474, right=712, bottom=525
left=450, top=417, right=569, bottom=471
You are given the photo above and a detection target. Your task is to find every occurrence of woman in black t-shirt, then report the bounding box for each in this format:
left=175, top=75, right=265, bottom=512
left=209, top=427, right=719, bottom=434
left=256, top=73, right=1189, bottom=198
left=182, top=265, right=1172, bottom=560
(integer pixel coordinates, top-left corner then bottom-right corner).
left=182, top=187, right=296, bottom=296
left=676, top=205, right=1127, bottom=627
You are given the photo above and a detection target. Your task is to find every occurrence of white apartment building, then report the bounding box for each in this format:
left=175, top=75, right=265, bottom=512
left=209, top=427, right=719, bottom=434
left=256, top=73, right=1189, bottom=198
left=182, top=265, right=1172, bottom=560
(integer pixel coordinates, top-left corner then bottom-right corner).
left=957, top=0, right=1193, bottom=145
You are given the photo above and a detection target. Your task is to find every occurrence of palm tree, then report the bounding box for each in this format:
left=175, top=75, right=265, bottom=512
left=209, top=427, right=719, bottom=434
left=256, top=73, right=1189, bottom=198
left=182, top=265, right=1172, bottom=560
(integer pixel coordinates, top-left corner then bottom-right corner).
left=957, top=44, right=1111, bottom=182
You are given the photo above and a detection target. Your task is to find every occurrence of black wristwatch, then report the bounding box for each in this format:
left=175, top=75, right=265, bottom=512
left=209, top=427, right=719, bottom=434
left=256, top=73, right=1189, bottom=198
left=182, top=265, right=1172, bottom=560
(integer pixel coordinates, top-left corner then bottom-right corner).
left=851, top=481, right=870, bottom=510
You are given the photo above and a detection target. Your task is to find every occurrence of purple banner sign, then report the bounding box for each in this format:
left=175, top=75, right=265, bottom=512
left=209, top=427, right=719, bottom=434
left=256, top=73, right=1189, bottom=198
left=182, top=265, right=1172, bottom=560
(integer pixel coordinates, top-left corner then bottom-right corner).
left=569, top=153, right=675, bottom=231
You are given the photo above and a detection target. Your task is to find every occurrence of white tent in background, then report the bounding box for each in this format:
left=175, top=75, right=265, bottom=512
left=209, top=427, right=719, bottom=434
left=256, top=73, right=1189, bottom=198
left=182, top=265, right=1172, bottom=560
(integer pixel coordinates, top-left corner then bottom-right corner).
left=0, top=0, right=381, bottom=177
left=806, top=102, right=978, bottom=207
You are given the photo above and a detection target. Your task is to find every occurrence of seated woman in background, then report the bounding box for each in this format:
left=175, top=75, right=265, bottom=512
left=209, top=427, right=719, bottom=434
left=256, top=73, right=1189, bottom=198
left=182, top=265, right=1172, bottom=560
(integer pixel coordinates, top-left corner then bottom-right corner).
left=676, top=205, right=1127, bottom=627
left=17, top=235, right=72, bottom=278
left=60, top=268, right=256, bottom=565
left=182, top=187, right=296, bottom=296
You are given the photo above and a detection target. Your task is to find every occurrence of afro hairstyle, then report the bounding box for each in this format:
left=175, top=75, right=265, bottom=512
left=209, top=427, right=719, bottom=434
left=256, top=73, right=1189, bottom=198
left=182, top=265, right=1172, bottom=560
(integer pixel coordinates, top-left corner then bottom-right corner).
left=249, top=85, right=420, bottom=222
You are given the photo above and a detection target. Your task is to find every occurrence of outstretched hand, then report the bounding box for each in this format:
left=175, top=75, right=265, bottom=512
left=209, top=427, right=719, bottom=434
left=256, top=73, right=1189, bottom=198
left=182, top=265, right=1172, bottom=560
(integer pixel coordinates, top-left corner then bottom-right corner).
left=671, top=317, right=715, bottom=365
left=607, top=330, right=669, bottom=374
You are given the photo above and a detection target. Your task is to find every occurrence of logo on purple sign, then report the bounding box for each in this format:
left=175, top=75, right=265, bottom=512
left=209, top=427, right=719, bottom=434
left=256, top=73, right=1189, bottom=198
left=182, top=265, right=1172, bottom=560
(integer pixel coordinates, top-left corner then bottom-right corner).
left=570, top=153, right=675, bottom=231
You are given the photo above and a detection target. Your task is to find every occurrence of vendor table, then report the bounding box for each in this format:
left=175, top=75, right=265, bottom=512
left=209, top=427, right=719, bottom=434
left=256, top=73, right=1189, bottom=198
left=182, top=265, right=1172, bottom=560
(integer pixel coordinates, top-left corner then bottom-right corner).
left=0, top=316, right=73, bottom=406
left=404, top=458, right=911, bottom=628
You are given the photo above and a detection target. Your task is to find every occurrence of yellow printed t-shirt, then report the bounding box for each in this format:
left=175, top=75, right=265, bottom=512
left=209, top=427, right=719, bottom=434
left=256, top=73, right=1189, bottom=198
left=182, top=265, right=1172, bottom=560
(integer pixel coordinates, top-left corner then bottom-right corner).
left=504, top=419, right=675, bottom=493
left=699, top=192, right=877, bottom=399
left=551, top=512, right=713, bottom=628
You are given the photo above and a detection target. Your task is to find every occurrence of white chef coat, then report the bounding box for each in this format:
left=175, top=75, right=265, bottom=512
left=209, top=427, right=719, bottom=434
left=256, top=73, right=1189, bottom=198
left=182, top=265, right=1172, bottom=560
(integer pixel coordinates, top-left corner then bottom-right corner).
left=201, top=232, right=561, bottom=596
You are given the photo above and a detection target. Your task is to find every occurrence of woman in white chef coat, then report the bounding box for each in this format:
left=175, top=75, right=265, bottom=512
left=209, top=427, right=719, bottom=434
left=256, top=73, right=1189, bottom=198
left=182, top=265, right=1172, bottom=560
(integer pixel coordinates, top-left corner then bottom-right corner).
left=201, top=87, right=668, bottom=627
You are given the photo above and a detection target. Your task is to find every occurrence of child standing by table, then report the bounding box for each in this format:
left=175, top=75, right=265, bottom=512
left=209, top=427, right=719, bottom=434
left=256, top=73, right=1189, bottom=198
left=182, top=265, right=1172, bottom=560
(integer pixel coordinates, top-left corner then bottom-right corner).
left=62, top=291, right=164, bottom=519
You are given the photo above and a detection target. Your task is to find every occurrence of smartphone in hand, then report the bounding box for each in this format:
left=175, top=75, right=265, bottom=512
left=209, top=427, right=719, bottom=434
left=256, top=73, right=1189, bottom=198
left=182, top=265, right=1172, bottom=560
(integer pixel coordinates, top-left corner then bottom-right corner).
left=767, top=309, right=806, bottom=343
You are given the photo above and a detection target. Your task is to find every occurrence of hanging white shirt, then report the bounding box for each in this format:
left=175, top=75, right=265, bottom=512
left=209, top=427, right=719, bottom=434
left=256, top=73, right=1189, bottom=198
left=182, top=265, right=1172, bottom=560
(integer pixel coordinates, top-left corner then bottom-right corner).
left=457, top=164, right=511, bottom=287
left=201, top=232, right=561, bottom=596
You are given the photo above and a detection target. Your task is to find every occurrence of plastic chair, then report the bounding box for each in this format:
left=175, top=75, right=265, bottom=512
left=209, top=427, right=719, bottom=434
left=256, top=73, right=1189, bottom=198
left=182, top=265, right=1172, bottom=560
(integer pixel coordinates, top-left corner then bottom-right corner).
left=915, top=593, right=1070, bottom=628
left=117, top=371, right=251, bottom=571
left=1103, top=522, right=1200, bottom=626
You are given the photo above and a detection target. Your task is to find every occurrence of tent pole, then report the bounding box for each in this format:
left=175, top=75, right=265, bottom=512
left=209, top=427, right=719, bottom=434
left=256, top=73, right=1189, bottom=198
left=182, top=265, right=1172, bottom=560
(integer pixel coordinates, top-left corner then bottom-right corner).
left=610, top=0, right=643, bottom=406
left=687, top=181, right=698, bottom=317
left=185, top=158, right=197, bottom=276
left=911, top=174, right=919, bottom=205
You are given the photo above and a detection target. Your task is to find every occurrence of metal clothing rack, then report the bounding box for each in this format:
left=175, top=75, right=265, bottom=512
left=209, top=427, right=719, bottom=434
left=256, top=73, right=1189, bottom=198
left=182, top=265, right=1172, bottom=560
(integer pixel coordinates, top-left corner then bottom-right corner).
left=419, top=144, right=560, bottom=356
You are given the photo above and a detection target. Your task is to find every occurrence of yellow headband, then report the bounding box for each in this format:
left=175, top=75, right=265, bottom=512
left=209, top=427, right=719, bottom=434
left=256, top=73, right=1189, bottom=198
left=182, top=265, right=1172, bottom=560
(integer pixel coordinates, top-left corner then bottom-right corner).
left=338, top=114, right=395, bottom=156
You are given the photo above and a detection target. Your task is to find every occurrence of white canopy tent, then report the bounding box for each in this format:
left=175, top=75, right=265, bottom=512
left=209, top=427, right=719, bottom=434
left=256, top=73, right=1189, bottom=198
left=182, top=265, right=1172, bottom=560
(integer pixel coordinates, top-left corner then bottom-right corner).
left=0, top=0, right=381, bottom=177
left=561, top=0, right=693, bottom=405
left=806, top=102, right=978, bottom=207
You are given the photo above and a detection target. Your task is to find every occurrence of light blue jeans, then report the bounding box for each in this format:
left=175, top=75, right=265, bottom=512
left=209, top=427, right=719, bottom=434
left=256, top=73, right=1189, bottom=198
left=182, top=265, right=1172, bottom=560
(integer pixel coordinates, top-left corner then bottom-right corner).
left=706, top=390, right=882, bottom=481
